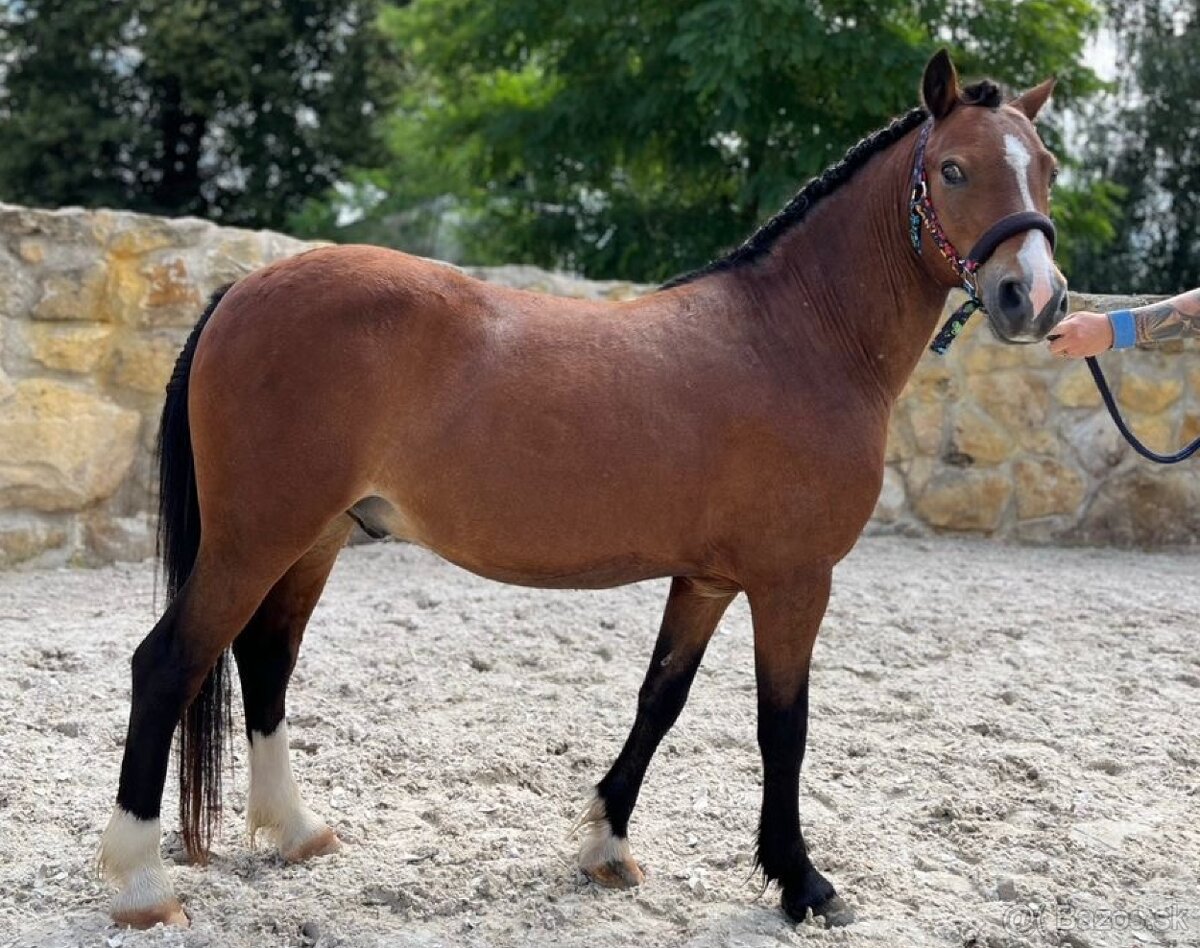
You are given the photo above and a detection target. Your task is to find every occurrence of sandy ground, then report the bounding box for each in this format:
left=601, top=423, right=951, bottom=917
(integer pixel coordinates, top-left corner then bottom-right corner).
left=0, top=535, right=1197, bottom=948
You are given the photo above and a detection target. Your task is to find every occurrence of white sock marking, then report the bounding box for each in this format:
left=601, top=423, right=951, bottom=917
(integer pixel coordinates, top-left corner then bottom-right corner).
left=574, top=796, right=635, bottom=870
left=97, top=807, right=176, bottom=914
left=247, top=723, right=328, bottom=856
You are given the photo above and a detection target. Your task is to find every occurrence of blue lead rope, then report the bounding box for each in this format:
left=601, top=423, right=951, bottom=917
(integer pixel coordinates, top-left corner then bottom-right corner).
left=1084, top=356, right=1200, bottom=464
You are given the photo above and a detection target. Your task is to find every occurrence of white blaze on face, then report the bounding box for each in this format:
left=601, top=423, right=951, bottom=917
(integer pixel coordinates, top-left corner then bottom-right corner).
left=1003, top=132, right=1056, bottom=317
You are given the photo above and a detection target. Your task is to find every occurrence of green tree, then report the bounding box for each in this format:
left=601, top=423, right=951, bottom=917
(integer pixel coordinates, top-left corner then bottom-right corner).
left=327, top=0, right=1103, bottom=281
left=1070, top=1, right=1200, bottom=293
left=0, top=0, right=399, bottom=230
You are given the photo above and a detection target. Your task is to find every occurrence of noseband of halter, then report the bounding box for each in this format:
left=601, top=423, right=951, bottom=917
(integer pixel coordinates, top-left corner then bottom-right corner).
left=908, top=120, right=1057, bottom=355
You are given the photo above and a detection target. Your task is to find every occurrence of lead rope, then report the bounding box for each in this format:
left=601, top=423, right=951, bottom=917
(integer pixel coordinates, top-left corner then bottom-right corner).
left=1084, top=356, right=1200, bottom=464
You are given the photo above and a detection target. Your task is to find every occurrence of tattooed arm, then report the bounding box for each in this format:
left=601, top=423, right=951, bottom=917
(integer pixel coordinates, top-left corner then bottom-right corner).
left=1049, top=287, right=1200, bottom=358
left=1134, top=287, right=1200, bottom=344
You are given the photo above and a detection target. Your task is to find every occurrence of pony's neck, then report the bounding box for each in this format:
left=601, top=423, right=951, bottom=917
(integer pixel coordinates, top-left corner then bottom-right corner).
left=727, top=128, right=950, bottom=402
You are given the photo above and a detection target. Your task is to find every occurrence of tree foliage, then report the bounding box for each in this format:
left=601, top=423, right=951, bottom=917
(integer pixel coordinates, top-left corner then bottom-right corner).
left=0, top=0, right=399, bottom=230
left=1070, top=0, right=1200, bottom=293
left=334, top=0, right=1104, bottom=281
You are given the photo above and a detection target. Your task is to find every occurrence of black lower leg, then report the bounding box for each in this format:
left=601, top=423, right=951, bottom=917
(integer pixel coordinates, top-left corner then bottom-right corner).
left=756, top=680, right=851, bottom=925
left=232, top=531, right=345, bottom=740
left=597, top=637, right=704, bottom=836
left=595, top=577, right=732, bottom=839
left=116, top=599, right=200, bottom=820
left=232, top=607, right=297, bottom=739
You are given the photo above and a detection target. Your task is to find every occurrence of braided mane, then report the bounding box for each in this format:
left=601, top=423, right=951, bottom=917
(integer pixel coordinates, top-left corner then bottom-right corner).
left=662, top=80, right=1003, bottom=289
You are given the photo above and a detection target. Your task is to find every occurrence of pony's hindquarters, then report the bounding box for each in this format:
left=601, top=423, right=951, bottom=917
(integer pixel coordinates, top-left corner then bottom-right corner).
left=99, top=285, right=356, bottom=927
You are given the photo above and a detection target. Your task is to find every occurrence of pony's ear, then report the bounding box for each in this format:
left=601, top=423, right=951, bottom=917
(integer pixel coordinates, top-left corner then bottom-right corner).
left=922, top=49, right=960, bottom=120
left=1011, top=77, right=1057, bottom=120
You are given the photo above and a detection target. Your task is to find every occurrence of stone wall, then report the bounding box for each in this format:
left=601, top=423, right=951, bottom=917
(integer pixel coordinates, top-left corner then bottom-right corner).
left=0, top=203, right=1194, bottom=566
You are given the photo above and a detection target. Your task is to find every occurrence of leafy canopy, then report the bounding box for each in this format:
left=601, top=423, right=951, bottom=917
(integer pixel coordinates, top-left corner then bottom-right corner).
left=0, top=0, right=399, bottom=230
left=338, top=0, right=1103, bottom=281
left=1070, top=0, right=1200, bottom=293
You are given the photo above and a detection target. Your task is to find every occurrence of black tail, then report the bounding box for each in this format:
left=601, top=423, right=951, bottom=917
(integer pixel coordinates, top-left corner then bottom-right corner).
left=159, top=283, right=233, bottom=863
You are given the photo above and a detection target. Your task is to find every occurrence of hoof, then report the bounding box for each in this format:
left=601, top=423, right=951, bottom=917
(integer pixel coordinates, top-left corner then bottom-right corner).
left=781, top=868, right=854, bottom=927
left=112, top=898, right=189, bottom=929
left=282, top=826, right=341, bottom=863
left=782, top=889, right=856, bottom=927
left=583, top=856, right=645, bottom=889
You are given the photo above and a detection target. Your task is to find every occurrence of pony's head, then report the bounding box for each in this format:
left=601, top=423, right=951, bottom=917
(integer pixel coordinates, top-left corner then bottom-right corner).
left=915, top=50, right=1066, bottom=344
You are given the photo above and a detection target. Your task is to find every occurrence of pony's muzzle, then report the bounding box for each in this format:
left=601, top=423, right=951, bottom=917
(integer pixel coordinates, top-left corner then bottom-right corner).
left=982, top=266, right=1067, bottom=344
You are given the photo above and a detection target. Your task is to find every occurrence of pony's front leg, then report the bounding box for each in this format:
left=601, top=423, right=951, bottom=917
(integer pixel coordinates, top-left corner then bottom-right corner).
left=748, top=572, right=855, bottom=927
left=578, top=576, right=734, bottom=887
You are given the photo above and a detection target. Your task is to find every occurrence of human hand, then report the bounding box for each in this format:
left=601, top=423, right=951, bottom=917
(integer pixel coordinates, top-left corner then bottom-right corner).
left=1047, top=311, right=1113, bottom=359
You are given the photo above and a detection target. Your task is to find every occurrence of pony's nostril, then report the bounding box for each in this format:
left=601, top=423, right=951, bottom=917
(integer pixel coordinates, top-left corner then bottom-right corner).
left=997, top=278, right=1029, bottom=319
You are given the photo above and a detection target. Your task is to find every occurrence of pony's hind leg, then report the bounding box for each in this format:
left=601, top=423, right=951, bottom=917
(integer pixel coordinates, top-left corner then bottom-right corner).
left=233, top=519, right=352, bottom=862
left=578, top=577, right=734, bottom=887
left=98, top=554, right=278, bottom=928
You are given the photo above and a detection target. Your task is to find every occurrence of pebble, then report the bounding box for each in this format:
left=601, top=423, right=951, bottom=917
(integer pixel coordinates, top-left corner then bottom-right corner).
left=299, top=920, right=320, bottom=945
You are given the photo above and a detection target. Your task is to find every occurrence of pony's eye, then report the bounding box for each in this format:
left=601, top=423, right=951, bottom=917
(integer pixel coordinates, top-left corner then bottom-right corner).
left=1050, top=166, right=1060, bottom=186
left=940, top=161, right=966, bottom=185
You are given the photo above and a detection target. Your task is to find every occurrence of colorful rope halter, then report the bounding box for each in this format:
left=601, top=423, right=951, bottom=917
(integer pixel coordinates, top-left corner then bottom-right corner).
left=908, top=120, right=1057, bottom=355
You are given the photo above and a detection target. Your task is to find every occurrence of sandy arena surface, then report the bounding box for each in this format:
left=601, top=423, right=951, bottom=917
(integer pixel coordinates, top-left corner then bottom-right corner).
left=0, top=535, right=1197, bottom=948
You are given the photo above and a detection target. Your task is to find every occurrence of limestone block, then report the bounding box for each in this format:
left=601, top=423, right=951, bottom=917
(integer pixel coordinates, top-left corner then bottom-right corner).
left=908, top=398, right=946, bottom=455
left=1121, top=414, right=1175, bottom=454
left=0, top=379, right=141, bottom=511
left=1187, top=365, right=1200, bottom=401
left=83, top=512, right=155, bottom=563
left=899, top=456, right=937, bottom=498
left=0, top=515, right=67, bottom=567
left=1061, top=412, right=1125, bottom=477
left=968, top=371, right=1051, bottom=433
left=206, top=235, right=268, bottom=286
left=1181, top=412, right=1200, bottom=445
left=950, top=406, right=1013, bottom=466
left=872, top=466, right=907, bottom=523
left=961, top=339, right=1040, bottom=372
left=0, top=245, right=41, bottom=320
left=16, top=238, right=45, bottom=264
left=26, top=324, right=115, bottom=373
left=1083, top=470, right=1200, bottom=546
left=107, top=331, right=185, bottom=394
left=1054, top=363, right=1102, bottom=408
left=1119, top=371, right=1183, bottom=414
left=1016, top=427, right=1062, bottom=458
left=914, top=468, right=1011, bottom=532
left=1013, top=457, right=1086, bottom=520
left=32, top=264, right=110, bottom=321
left=884, top=410, right=915, bottom=464
left=108, top=253, right=204, bottom=328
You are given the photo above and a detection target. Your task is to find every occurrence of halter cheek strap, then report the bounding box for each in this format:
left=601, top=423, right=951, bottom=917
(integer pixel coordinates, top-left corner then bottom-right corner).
left=908, top=121, right=1056, bottom=355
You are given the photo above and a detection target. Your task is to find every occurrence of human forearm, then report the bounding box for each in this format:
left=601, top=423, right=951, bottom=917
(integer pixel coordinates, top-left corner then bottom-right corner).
left=1133, top=288, right=1200, bottom=344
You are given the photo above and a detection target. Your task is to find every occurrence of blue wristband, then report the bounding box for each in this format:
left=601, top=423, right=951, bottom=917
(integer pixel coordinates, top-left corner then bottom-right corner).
left=1108, top=309, right=1137, bottom=349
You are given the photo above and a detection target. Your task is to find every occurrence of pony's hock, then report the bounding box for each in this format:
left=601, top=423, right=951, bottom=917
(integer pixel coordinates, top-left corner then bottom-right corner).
left=99, top=50, right=1066, bottom=929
